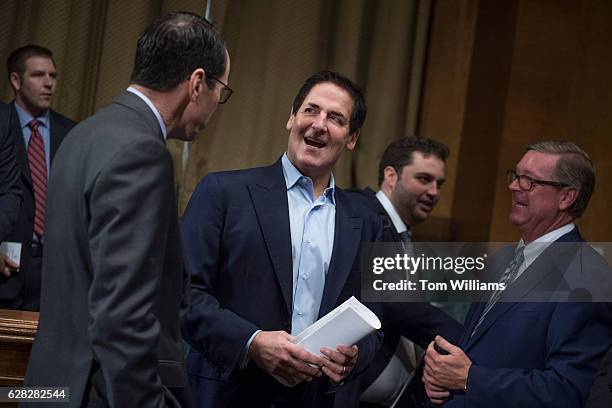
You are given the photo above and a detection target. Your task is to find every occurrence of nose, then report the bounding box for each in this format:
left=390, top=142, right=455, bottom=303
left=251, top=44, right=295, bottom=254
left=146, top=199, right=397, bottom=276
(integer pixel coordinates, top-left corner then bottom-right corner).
left=43, top=74, right=55, bottom=88
left=508, top=176, right=520, bottom=192
left=311, top=112, right=327, bottom=131
left=427, top=183, right=439, bottom=197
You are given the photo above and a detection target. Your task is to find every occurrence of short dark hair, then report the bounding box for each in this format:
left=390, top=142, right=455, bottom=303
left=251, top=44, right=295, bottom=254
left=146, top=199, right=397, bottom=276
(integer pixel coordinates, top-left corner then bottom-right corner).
left=7, top=45, right=54, bottom=78
left=527, top=140, right=594, bottom=218
left=291, top=70, right=367, bottom=135
left=378, top=137, right=449, bottom=186
left=130, top=11, right=226, bottom=92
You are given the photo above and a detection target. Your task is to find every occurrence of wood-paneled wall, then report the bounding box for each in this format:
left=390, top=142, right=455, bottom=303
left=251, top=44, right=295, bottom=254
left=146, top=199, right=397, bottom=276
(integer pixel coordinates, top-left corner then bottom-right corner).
left=419, top=0, right=612, bottom=242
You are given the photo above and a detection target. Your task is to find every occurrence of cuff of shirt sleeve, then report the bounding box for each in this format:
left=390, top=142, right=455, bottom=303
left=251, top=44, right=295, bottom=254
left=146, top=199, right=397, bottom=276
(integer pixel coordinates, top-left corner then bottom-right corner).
left=240, top=329, right=262, bottom=369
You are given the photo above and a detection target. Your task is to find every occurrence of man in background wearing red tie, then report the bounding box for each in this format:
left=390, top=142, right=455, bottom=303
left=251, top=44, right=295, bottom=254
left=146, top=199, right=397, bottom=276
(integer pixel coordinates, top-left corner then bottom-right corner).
left=0, top=45, right=75, bottom=311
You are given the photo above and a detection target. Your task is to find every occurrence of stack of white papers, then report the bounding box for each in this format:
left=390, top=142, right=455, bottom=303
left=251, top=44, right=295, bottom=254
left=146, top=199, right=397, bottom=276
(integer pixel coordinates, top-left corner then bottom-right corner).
left=0, top=242, right=21, bottom=266
left=274, top=296, right=382, bottom=386
left=294, top=296, right=381, bottom=354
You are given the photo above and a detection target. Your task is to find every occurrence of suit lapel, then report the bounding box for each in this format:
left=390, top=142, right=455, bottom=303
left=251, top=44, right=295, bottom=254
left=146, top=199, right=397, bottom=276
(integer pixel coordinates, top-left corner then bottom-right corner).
left=11, top=106, right=72, bottom=187
left=465, top=300, right=518, bottom=350
left=460, top=303, right=484, bottom=347
left=364, top=187, right=403, bottom=243
left=113, top=91, right=165, bottom=143
left=318, top=189, right=363, bottom=317
left=9, top=104, right=32, bottom=188
left=466, top=228, right=583, bottom=349
left=248, top=161, right=293, bottom=317
left=48, top=110, right=64, bottom=165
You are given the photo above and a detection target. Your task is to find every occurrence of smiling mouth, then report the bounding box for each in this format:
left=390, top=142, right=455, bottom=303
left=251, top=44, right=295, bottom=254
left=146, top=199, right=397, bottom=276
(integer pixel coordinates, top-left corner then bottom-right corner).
left=418, top=200, right=434, bottom=211
left=304, top=137, right=326, bottom=148
left=511, top=191, right=528, bottom=208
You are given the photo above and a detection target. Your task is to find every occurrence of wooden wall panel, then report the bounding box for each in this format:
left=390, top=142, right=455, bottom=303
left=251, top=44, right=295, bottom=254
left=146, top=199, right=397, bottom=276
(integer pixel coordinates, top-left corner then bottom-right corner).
left=421, top=0, right=612, bottom=242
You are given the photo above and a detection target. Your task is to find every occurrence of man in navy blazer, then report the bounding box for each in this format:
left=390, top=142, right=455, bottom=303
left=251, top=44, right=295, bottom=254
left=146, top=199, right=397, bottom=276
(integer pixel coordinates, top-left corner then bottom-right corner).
left=0, top=100, right=22, bottom=271
left=335, top=137, right=462, bottom=408
left=423, top=141, right=612, bottom=408
left=0, top=45, right=75, bottom=310
left=181, top=71, right=383, bottom=407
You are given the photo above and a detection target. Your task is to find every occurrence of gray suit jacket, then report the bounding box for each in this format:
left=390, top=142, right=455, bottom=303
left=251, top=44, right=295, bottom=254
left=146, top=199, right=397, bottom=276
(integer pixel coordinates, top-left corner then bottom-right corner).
left=23, top=91, right=190, bottom=407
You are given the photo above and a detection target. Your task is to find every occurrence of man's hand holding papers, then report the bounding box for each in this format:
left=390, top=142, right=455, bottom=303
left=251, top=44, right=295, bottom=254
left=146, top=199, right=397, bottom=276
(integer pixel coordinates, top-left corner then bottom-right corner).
left=320, top=344, right=358, bottom=383
left=249, top=330, right=324, bottom=385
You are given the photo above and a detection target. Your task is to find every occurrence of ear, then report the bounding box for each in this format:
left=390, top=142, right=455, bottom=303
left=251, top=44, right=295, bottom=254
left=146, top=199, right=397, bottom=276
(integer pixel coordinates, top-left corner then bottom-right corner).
left=9, top=72, right=21, bottom=92
left=286, top=108, right=296, bottom=130
left=558, top=187, right=579, bottom=211
left=383, top=165, right=399, bottom=190
left=188, top=68, right=206, bottom=102
left=345, top=130, right=360, bottom=151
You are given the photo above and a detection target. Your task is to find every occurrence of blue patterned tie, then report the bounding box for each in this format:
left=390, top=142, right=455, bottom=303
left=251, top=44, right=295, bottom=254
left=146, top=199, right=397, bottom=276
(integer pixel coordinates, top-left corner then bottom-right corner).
left=399, top=230, right=413, bottom=256
left=471, top=245, right=525, bottom=337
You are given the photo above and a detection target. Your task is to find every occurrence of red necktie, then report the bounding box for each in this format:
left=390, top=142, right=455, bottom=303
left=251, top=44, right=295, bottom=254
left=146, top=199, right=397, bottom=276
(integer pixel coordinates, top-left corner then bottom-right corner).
left=27, top=119, right=47, bottom=238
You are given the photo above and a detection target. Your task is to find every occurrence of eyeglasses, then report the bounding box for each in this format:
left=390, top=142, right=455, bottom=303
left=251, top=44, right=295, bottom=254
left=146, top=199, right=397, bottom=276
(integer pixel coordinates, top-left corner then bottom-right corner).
left=506, top=170, right=568, bottom=191
left=210, top=76, right=233, bottom=104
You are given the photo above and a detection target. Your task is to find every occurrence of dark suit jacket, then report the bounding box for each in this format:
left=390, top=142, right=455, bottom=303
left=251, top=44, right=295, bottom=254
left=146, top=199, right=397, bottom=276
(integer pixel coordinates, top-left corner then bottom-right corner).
left=181, top=162, right=383, bottom=408
left=333, top=188, right=462, bottom=407
left=0, top=101, right=21, bottom=241
left=444, top=228, right=612, bottom=408
left=586, top=344, right=612, bottom=408
left=0, top=101, right=74, bottom=310
left=23, top=91, right=190, bottom=408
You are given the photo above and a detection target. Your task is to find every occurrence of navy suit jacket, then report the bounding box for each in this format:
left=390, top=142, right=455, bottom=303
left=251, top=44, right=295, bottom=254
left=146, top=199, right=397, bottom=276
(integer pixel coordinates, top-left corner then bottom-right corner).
left=181, top=160, right=383, bottom=408
left=444, top=228, right=612, bottom=408
left=586, top=344, right=612, bottom=408
left=334, top=188, right=462, bottom=407
left=0, top=101, right=21, bottom=241
left=0, top=102, right=74, bottom=310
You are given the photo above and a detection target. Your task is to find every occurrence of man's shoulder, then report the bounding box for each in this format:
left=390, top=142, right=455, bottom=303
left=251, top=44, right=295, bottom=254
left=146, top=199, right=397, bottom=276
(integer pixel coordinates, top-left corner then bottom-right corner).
left=336, top=187, right=383, bottom=231
left=344, top=186, right=377, bottom=205
left=0, top=101, right=8, bottom=115
left=342, top=187, right=389, bottom=220
left=208, top=162, right=278, bottom=183
left=49, top=109, right=76, bottom=129
left=193, top=162, right=281, bottom=196
left=0, top=102, right=10, bottom=126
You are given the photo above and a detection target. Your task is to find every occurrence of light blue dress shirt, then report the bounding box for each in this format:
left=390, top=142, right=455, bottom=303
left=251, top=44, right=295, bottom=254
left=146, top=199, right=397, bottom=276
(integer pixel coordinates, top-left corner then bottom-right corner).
left=240, top=154, right=337, bottom=366
left=15, top=103, right=51, bottom=175
left=15, top=104, right=52, bottom=242
left=282, top=153, right=336, bottom=336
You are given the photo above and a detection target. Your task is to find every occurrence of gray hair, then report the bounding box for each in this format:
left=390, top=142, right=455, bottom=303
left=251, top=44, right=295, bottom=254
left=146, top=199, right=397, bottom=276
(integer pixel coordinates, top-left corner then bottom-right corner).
left=527, top=140, right=594, bottom=218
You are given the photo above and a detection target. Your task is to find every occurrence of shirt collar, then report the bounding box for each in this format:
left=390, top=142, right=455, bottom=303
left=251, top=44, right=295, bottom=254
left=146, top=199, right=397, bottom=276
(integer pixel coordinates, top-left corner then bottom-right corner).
left=376, top=190, right=409, bottom=234
left=281, top=153, right=335, bottom=204
left=127, top=86, right=167, bottom=141
left=14, top=102, right=50, bottom=130
left=518, top=223, right=575, bottom=267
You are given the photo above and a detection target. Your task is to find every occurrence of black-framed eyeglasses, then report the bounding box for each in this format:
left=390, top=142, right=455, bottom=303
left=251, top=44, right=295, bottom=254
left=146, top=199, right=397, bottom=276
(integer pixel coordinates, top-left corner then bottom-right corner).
left=506, top=170, right=568, bottom=191
left=210, top=76, right=233, bottom=104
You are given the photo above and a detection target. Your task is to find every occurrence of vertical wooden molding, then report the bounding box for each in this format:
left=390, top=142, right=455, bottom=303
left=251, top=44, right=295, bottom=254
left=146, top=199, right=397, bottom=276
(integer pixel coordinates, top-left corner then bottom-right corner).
left=450, top=0, right=519, bottom=241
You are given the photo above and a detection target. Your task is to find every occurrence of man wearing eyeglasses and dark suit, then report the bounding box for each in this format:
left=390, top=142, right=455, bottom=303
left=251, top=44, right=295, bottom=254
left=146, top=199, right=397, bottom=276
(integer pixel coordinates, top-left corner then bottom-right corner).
left=24, top=12, right=231, bottom=407
left=422, top=141, right=612, bottom=408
